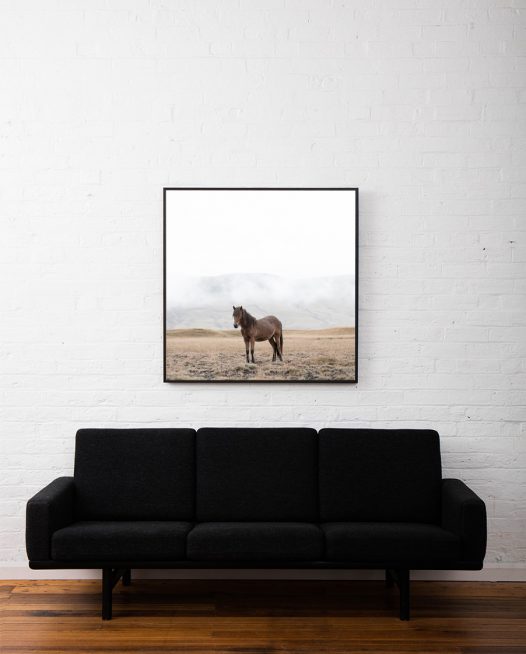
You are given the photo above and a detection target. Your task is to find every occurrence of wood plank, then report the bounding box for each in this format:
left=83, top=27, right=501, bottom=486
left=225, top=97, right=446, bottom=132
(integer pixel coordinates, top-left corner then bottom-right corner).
left=1, top=580, right=525, bottom=654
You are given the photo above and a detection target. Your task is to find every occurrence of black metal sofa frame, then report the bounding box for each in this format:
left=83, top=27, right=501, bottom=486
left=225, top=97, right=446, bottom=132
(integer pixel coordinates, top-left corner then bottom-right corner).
left=26, top=428, right=487, bottom=620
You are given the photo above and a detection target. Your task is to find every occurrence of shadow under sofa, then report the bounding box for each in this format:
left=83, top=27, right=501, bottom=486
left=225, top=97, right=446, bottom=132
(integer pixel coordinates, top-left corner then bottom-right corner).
left=26, top=427, right=487, bottom=620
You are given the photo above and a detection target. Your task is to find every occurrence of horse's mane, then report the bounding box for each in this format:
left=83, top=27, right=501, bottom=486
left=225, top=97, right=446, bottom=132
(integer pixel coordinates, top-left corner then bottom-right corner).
left=242, top=308, right=256, bottom=327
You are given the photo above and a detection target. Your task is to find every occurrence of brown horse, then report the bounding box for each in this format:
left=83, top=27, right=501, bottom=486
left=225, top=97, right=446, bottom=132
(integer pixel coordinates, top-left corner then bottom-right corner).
left=232, top=306, right=283, bottom=364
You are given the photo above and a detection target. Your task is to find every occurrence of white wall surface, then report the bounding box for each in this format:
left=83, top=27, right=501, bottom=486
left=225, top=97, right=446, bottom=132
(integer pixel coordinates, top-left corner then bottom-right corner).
left=1, top=0, right=525, bottom=579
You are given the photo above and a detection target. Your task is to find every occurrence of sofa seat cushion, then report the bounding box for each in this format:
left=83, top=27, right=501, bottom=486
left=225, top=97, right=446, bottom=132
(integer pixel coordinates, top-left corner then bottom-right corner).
left=322, top=523, right=460, bottom=564
left=52, top=521, right=192, bottom=561
left=187, top=523, right=323, bottom=561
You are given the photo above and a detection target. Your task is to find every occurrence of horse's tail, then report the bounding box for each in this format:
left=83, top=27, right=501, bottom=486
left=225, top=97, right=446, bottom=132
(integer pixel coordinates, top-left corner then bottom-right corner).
left=280, top=331, right=283, bottom=353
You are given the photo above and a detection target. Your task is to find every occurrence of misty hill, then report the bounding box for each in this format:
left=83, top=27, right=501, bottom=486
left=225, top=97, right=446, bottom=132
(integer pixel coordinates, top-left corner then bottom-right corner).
left=166, top=273, right=355, bottom=330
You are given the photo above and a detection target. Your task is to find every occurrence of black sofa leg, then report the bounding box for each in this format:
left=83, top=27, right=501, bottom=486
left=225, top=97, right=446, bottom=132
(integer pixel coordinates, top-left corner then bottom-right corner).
left=386, top=568, right=410, bottom=620
left=398, top=568, right=410, bottom=621
left=102, top=568, right=112, bottom=620
left=101, top=568, right=129, bottom=619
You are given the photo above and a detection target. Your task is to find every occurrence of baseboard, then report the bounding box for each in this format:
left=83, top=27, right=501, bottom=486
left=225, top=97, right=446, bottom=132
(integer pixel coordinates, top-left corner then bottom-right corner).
left=1, top=564, right=525, bottom=582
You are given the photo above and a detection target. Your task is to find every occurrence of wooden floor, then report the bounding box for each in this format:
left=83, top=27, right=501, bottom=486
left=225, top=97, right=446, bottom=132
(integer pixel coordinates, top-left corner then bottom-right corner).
left=1, top=579, right=525, bottom=653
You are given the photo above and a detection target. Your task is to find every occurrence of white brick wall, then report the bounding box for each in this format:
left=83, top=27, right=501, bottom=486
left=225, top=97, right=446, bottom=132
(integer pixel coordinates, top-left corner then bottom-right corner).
left=1, top=0, right=525, bottom=579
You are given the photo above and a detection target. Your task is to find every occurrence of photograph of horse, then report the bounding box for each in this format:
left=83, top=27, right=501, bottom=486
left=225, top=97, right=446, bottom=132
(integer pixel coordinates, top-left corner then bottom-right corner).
left=164, top=188, right=357, bottom=382
left=232, top=306, right=283, bottom=363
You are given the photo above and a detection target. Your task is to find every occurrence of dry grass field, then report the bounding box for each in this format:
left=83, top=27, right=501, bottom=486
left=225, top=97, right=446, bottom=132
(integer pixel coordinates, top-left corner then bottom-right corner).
left=165, top=327, right=355, bottom=381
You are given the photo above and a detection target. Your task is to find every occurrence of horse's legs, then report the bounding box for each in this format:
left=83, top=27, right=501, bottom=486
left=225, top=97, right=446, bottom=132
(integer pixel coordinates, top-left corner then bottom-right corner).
left=275, top=331, right=283, bottom=361
left=250, top=337, right=256, bottom=364
left=244, top=339, right=250, bottom=363
left=269, top=337, right=278, bottom=362
left=268, top=336, right=278, bottom=361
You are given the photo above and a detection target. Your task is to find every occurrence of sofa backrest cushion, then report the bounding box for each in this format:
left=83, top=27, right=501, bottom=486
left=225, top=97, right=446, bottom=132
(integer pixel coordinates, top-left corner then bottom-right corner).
left=74, top=428, right=195, bottom=520
left=196, top=428, right=318, bottom=521
left=319, top=429, right=442, bottom=523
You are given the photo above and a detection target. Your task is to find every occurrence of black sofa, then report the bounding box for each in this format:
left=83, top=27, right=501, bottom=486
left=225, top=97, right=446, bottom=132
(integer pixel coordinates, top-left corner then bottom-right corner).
left=26, top=427, right=487, bottom=620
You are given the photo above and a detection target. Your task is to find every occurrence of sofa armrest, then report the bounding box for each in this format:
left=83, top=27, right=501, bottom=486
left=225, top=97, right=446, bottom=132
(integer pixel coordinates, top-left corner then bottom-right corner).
left=26, top=477, right=75, bottom=561
left=441, top=478, right=487, bottom=565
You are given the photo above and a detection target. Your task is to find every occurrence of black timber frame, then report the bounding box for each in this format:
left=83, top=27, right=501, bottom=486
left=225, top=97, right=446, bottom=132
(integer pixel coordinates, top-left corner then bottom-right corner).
left=30, top=560, right=482, bottom=621
left=104, top=566, right=408, bottom=621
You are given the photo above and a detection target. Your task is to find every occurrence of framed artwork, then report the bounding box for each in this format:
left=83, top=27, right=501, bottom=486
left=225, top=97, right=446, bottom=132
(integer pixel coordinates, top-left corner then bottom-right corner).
left=163, top=188, right=358, bottom=383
